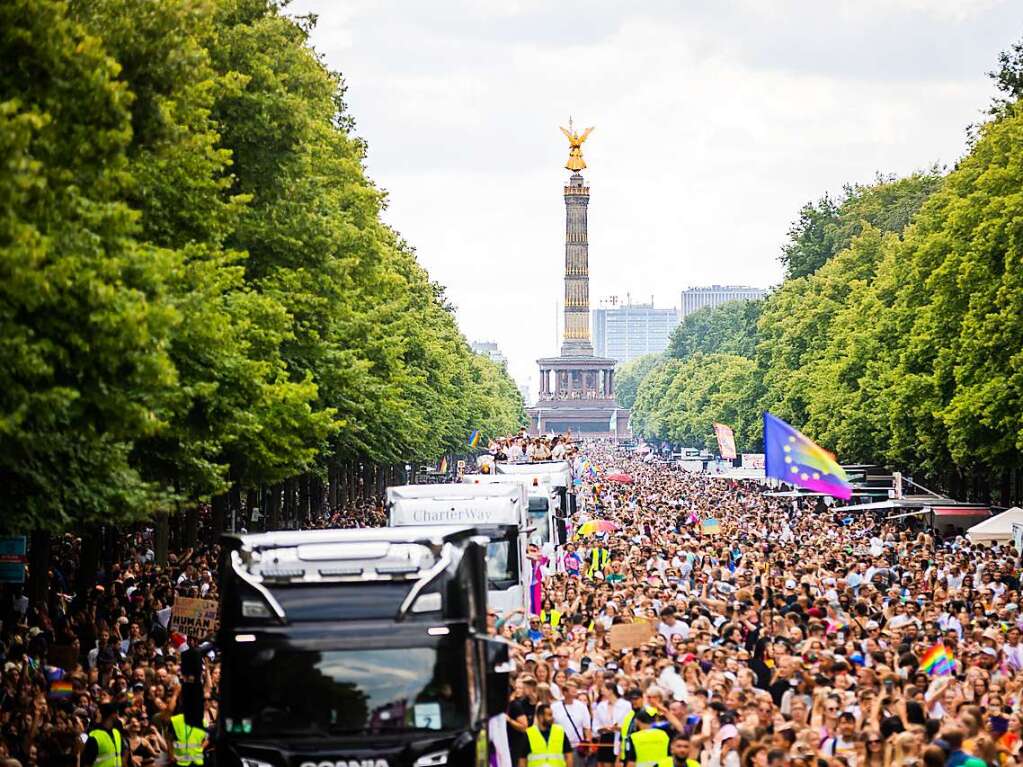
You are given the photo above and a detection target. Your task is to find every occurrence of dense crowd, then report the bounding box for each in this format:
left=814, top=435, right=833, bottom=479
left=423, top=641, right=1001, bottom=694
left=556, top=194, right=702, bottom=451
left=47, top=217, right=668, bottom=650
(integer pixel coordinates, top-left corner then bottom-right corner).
left=491, top=440, right=1023, bottom=767
left=0, top=493, right=388, bottom=766
left=4, top=436, right=1022, bottom=767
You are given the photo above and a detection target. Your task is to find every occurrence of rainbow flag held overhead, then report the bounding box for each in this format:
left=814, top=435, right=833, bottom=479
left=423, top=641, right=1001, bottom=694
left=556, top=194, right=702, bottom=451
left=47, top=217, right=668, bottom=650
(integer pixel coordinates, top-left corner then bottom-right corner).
left=467, top=430, right=481, bottom=449
left=48, top=679, right=73, bottom=700
left=438, top=456, right=448, bottom=474
left=920, top=643, right=954, bottom=676
left=763, top=412, right=851, bottom=500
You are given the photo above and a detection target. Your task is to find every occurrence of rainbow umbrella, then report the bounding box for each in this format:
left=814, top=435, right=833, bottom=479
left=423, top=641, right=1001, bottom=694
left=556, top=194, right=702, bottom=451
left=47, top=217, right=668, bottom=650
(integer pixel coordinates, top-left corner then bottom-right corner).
left=578, top=519, right=619, bottom=535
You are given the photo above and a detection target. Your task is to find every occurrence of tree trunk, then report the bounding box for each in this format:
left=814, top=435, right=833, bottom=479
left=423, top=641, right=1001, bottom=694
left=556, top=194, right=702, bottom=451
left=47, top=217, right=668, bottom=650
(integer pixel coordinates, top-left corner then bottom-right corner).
left=28, top=529, right=50, bottom=608
left=328, top=463, right=338, bottom=511
left=211, top=493, right=228, bottom=542
left=311, top=476, right=324, bottom=520
left=78, top=527, right=101, bottom=595
left=269, top=483, right=283, bottom=530
left=184, top=506, right=199, bottom=550
left=298, top=474, right=310, bottom=526
left=155, top=513, right=170, bottom=567
left=245, top=489, right=258, bottom=531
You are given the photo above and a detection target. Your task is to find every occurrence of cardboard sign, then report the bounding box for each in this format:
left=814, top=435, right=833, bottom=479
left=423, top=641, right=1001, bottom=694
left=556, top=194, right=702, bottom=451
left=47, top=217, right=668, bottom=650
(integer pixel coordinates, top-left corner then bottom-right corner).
left=608, top=622, right=656, bottom=651
left=169, top=597, right=219, bottom=638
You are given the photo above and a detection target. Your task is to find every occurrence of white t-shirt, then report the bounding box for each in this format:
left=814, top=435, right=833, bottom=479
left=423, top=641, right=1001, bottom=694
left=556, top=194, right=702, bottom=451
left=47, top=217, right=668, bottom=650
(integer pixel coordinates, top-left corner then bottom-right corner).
left=553, top=699, right=591, bottom=746
left=593, top=698, right=631, bottom=755
left=659, top=619, right=690, bottom=643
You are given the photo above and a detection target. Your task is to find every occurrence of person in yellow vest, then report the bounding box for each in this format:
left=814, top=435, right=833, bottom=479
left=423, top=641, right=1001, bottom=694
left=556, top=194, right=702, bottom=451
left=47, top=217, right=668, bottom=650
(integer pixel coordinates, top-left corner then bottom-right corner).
left=620, top=688, right=658, bottom=759
left=625, top=710, right=672, bottom=767
left=170, top=711, right=207, bottom=765
left=587, top=542, right=610, bottom=579
left=83, top=701, right=130, bottom=767
left=520, top=703, right=574, bottom=767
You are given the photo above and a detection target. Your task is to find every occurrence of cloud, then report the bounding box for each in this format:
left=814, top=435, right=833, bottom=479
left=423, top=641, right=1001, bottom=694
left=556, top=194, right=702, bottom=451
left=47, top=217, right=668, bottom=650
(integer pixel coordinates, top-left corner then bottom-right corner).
left=287, top=0, right=1021, bottom=392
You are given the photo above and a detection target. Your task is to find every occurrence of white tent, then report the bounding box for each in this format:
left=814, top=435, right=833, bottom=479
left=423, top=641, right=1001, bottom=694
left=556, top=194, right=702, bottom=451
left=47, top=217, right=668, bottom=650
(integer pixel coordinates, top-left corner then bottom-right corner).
left=966, top=507, right=1023, bottom=544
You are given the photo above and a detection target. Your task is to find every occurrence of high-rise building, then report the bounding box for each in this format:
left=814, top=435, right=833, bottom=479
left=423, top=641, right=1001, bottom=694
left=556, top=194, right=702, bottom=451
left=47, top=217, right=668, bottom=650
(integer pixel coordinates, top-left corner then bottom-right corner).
left=679, top=285, right=767, bottom=319
left=592, top=297, right=679, bottom=362
left=470, top=340, right=507, bottom=367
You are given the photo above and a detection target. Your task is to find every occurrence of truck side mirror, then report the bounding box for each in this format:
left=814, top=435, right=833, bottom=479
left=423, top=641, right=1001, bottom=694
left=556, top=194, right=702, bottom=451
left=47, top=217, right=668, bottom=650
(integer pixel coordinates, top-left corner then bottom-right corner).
left=483, top=638, right=512, bottom=719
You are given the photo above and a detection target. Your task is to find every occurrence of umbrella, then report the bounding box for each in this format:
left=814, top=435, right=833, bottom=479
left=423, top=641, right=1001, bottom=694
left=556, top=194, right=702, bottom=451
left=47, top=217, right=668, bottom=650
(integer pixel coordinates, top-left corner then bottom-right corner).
left=606, top=473, right=633, bottom=484
left=578, top=519, right=619, bottom=535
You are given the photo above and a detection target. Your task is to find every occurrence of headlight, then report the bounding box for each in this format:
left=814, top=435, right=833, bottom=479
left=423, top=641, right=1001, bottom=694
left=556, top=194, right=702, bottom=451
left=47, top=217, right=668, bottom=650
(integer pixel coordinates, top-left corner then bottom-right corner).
left=414, top=751, right=449, bottom=767
left=241, top=759, right=274, bottom=767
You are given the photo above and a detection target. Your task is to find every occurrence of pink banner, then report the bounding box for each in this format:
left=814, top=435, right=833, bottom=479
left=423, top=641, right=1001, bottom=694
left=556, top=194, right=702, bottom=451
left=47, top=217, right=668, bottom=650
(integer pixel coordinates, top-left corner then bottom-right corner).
left=713, top=423, right=737, bottom=459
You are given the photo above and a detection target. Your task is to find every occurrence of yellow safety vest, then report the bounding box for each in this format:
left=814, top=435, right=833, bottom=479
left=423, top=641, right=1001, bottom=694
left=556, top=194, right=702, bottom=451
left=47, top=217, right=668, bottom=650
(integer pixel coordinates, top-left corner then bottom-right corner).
left=621, top=706, right=659, bottom=742
left=629, top=728, right=672, bottom=767
left=171, top=713, right=206, bottom=765
left=587, top=548, right=609, bottom=577
left=526, top=724, right=567, bottom=767
left=541, top=609, right=562, bottom=628
left=88, top=728, right=123, bottom=767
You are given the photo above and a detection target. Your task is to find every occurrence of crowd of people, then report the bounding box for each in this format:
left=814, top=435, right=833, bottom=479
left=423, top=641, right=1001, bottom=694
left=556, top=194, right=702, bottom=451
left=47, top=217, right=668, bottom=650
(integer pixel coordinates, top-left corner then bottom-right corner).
left=0, top=493, right=390, bottom=766
left=3, top=435, right=1022, bottom=767
left=490, top=440, right=1023, bottom=767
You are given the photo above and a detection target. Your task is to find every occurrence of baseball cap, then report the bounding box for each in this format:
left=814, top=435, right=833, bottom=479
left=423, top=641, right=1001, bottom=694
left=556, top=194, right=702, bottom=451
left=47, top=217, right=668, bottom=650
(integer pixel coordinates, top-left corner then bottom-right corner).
left=718, top=724, right=739, bottom=741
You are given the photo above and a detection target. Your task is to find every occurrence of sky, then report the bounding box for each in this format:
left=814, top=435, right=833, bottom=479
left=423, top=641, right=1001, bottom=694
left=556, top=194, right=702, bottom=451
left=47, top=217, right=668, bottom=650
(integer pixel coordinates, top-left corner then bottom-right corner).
left=287, top=0, right=1022, bottom=395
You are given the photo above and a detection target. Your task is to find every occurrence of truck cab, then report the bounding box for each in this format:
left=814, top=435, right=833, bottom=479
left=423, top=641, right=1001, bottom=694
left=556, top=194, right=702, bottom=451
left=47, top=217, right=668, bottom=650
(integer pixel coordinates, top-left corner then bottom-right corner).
left=493, top=461, right=575, bottom=543
left=387, top=484, right=530, bottom=614
left=461, top=473, right=560, bottom=552
left=216, top=526, right=510, bottom=767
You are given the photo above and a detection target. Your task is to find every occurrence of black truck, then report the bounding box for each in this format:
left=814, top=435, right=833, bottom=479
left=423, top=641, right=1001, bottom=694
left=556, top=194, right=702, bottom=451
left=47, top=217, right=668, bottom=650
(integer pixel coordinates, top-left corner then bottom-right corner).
left=215, top=526, right=511, bottom=767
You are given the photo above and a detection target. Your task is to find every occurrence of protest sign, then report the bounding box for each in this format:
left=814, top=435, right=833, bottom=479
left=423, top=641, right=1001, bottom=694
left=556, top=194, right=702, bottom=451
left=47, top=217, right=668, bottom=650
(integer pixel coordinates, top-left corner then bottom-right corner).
left=608, top=622, right=656, bottom=651
left=169, top=597, right=219, bottom=638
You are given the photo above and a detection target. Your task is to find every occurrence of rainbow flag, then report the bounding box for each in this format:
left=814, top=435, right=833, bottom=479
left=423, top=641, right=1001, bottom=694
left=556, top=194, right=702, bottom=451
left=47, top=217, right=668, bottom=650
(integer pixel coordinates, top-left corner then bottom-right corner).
left=920, top=643, right=953, bottom=676
left=48, top=679, right=73, bottom=700
left=438, top=456, right=448, bottom=474
left=467, top=430, right=481, bottom=449
left=763, top=412, right=851, bottom=499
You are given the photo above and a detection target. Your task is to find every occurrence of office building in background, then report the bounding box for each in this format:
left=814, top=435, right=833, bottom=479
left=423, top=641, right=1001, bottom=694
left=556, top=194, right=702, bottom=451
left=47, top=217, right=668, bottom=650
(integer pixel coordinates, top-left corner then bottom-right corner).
left=592, top=297, right=680, bottom=363
left=679, top=285, right=767, bottom=319
left=470, top=340, right=507, bottom=367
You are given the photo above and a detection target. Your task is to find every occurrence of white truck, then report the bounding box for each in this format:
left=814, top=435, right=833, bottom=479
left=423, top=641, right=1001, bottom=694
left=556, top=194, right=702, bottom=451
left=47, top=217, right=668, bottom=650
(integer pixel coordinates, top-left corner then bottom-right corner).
left=462, top=473, right=559, bottom=553
left=494, top=460, right=575, bottom=544
left=387, top=483, right=530, bottom=613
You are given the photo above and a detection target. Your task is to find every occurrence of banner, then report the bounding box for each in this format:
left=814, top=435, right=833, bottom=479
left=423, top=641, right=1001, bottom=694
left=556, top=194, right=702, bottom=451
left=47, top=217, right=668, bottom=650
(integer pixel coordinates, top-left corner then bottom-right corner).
left=0, top=537, right=27, bottom=583
left=741, top=453, right=765, bottom=470
left=608, top=622, right=656, bottom=651
left=169, top=597, right=219, bottom=638
left=713, top=423, right=737, bottom=460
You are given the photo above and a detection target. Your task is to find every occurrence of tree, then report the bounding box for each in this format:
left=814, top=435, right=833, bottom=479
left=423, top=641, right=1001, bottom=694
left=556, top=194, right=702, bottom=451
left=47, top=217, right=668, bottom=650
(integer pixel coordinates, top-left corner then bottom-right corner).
left=0, top=0, right=179, bottom=532
left=780, top=172, right=941, bottom=280
left=989, top=37, right=1023, bottom=114
left=667, top=300, right=761, bottom=361
left=614, top=354, right=663, bottom=410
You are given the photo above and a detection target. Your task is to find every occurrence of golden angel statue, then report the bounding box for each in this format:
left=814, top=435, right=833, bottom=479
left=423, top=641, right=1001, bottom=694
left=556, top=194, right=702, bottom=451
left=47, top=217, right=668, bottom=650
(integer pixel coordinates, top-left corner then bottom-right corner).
left=560, top=118, right=593, bottom=172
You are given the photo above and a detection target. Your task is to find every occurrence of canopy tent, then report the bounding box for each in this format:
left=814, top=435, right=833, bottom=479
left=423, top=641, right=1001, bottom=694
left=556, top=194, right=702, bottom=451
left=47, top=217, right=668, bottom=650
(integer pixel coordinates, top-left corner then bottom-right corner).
left=966, top=507, right=1023, bottom=544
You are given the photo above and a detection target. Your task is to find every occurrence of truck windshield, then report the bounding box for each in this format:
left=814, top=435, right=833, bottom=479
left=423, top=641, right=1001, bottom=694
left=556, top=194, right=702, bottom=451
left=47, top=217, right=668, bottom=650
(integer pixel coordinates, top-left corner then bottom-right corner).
left=222, top=639, right=468, bottom=737
left=486, top=539, right=516, bottom=587
left=528, top=496, right=550, bottom=546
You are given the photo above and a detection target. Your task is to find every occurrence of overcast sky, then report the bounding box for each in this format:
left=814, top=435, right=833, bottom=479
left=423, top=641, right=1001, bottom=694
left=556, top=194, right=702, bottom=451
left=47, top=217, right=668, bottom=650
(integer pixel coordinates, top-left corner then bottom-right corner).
left=288, top=0, right=1021, bottom=394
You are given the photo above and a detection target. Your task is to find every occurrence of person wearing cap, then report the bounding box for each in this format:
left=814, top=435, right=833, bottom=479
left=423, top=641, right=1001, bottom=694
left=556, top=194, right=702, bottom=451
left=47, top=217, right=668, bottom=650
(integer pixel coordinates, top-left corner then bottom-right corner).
left=625, top=709, right=672, bottom=767
left=522, top=703, right=574, bottom=767
left=621, top=689, right=671, bottom=766
left=82, top=701, right=130, bottom=767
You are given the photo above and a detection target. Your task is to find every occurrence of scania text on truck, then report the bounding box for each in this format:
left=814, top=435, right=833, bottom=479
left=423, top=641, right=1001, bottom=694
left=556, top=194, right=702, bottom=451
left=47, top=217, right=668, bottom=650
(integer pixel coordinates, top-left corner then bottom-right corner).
left=216, top=526, right=511, bottom=767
